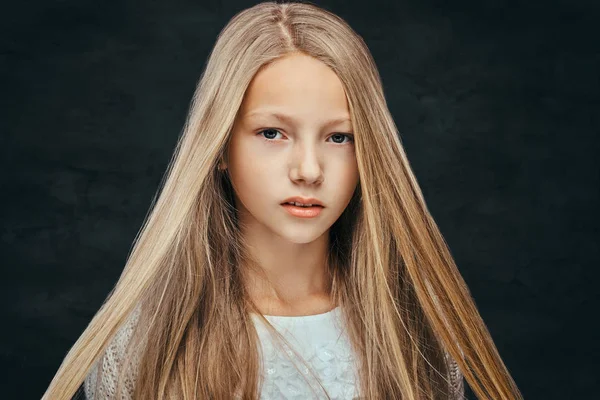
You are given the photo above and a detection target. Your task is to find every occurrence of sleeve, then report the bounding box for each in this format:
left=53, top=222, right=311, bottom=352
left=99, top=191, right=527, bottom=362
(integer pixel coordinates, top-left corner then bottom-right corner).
left=84, top=308, right=141, bottom=400
left=443, top=346, right=465, bottom=400
left=447, top=356, right=465, bottom=399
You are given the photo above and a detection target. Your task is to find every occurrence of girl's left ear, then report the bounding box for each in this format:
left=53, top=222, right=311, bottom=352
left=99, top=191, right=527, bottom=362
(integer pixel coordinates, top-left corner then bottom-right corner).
left=218, top=155, right=228, bottom=171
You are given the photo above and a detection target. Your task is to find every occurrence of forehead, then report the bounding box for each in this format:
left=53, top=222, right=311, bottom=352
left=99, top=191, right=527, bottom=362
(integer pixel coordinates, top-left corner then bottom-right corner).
left=238, top=53, right=351, bottom=125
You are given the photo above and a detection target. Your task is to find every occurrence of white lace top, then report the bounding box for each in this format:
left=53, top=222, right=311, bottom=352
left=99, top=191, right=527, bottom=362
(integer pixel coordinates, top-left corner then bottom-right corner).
left=84, top=307, right=465, bottom=399
left=249, top=306, right=359, bottom=399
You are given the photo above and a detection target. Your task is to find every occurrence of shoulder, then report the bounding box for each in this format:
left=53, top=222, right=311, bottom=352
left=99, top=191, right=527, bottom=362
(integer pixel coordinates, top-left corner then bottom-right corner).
left=84, top=307, right=142, bottom=400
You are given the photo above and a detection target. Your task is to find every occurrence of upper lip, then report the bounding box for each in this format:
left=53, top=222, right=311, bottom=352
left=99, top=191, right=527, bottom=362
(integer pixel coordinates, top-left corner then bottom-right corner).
left=281, top=196, right=324, bottom=207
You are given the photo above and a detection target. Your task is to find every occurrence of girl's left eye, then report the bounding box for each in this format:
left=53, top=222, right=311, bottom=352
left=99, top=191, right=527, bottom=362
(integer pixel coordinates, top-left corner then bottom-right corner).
left=257, top=128, right=354, bottom=144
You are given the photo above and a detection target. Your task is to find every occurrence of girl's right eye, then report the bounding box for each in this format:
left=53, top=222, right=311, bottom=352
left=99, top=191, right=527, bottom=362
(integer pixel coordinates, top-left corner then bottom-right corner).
left=257, top=128, right=283, bottom=141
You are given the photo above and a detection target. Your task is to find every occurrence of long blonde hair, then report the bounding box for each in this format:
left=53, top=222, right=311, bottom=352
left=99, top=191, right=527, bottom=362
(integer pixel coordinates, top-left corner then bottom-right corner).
left=44, top=1, right=522, bottom=399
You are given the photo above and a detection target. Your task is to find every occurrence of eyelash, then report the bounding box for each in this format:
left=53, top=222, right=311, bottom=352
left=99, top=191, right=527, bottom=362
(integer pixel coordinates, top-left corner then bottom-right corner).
left=257, top=128, right=354, bottom=144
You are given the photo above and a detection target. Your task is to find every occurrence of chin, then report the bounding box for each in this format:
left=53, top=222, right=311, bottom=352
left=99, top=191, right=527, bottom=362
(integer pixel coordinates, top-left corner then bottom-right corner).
left=275, top=227, right=330, bottom=245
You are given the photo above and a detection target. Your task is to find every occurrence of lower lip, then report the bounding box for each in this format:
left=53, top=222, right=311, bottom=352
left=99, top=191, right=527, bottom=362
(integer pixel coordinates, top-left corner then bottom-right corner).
left=281, top=204, right=324, bottom=218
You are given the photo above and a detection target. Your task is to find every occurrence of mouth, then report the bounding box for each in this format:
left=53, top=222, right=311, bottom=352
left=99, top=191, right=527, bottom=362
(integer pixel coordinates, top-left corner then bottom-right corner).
left=281, top=202, right=324, bottom=218
left=280, top=201, right=324, bottom=208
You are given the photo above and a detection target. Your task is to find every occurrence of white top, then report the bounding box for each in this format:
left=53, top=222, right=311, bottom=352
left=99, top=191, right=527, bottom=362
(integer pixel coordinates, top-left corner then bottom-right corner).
left=84, top=306, right=464, bottom=399
left=249, top=306, right=359, bottom=399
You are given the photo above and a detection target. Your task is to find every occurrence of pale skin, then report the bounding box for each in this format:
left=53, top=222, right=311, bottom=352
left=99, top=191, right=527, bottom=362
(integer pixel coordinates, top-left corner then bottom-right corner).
left=221, top=52, right=359, bottom=316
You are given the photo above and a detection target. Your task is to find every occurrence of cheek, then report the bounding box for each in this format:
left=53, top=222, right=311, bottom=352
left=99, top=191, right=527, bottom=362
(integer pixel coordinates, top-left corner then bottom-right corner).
left=332, top=156, right=359, bottom=193
left=227, top=140, right=275, bottom=203
left=232, top=143, right=274, bottom=177
left=336, top=165, right=359, bottom=215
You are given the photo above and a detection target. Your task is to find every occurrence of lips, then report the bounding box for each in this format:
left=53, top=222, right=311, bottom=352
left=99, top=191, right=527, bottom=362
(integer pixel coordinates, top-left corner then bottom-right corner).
left=282, top=202, right=323, bottom=207
left=280, top=196, right=324, bottom=207
left=281, top=202, right=324, bottom=218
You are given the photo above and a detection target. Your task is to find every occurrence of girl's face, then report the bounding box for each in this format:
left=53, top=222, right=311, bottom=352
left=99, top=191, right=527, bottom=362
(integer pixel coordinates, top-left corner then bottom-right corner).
left=226, top=52, right=359, bottom=244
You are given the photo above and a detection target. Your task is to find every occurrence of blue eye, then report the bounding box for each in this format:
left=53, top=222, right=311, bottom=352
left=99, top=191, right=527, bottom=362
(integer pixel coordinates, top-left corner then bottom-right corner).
left=258, top=128, right=283, bottom=140
left=329, top=133, right=354, bottom=144
left=257, top=128, right=354, bottom=144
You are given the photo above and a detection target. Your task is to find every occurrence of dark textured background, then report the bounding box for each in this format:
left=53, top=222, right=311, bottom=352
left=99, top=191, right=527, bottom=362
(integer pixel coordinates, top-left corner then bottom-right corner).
left=1, top=0, right=598, bottom=398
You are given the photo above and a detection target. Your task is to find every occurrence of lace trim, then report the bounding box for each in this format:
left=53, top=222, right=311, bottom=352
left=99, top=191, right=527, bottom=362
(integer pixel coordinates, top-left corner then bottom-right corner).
left=83, top=308, right=141, bottom=400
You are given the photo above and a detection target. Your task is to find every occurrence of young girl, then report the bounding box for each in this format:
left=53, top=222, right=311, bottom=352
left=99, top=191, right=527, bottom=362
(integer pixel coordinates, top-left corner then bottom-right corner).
left=44, top=1, right=522, bottom=399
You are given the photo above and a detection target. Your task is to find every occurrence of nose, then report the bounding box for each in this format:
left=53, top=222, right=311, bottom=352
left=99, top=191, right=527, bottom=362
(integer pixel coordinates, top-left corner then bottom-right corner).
left=289, top=140, right=324, bottom=184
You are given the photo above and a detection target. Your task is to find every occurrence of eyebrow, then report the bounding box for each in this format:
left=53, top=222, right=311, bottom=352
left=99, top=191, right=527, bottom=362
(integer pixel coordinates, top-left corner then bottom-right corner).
left=245, top=110, right=352, bottom=129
